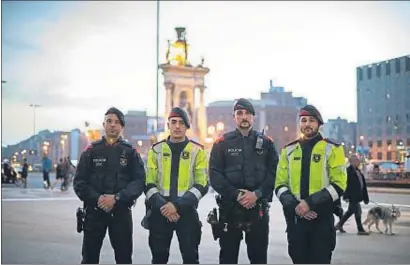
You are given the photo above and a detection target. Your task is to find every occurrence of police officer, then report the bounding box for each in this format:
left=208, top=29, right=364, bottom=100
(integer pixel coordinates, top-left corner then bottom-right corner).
left=74, top=107, right=146, bottom=264
left=274, top=105, right=347, bottom=264
left=144, top=107, right=208, bottom=264
left=209, top=98, right=279, bottom=264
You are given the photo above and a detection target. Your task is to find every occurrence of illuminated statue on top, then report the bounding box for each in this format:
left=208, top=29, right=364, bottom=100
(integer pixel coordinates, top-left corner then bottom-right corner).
left=166, top=27, right=190, bottom=66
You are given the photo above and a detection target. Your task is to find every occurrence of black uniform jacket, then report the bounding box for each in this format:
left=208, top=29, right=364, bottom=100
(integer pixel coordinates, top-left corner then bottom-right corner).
left=209, top=129, right=279, bottom=202
left=74, top=137, right=146, bottom=208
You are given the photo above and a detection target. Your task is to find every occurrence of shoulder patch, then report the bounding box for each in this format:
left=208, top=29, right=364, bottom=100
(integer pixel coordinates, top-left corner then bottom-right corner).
left=214, top=136, right=224, bottom=144
left=152, top=139, right=166, bottom=149
left=323, top=138, right=341, bottom=147
left=190, top=140, right=204, bottom=149
left=284, top=139, right=299, bottom=148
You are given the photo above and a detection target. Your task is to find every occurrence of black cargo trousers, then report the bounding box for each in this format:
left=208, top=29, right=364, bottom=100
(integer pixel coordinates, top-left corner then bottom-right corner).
left=218, top=202, right=270, bottom=264
left=81, top=206, right=133, bottom=264
left=285, top=212, right=336, bottom=264
left=148, top=208, right=202, bottom=264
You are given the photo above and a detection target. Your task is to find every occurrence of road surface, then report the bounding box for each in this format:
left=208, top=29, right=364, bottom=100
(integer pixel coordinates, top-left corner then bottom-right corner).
left=2, top=182, right=410, bottom=264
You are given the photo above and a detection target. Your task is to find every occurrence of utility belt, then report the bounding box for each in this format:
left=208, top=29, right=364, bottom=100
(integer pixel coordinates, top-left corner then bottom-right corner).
left=207, top=195, right=269, bottom=240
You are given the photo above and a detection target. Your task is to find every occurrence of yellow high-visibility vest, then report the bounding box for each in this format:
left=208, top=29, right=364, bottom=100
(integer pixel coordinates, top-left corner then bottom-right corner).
left=146, top=140, right=208, bottom=200
left=275, top=139, right=347, bottom=201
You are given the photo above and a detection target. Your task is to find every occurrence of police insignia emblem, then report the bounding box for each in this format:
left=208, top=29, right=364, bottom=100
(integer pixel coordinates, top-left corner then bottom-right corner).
left=181, top=151, right=190, bottom=159
left=312, top=154, right=321, bottom=163
left=120, top=157, right=127, bottom=166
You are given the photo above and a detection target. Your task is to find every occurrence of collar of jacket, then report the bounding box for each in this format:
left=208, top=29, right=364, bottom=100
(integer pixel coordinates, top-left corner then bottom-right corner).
left=234, top=128, right=256, bottom=138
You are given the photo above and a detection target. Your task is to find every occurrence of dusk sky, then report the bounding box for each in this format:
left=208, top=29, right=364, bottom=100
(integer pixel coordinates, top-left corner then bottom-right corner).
left=2, top=1, right=410, bottom=145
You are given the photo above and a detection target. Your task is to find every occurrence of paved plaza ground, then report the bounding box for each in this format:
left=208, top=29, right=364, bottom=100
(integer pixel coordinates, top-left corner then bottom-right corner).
left=2, top=180, right=410, bottom=264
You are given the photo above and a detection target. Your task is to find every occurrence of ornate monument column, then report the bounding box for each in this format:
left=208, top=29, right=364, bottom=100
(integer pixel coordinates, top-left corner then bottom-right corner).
left=159, top=27, right=210, bottom=144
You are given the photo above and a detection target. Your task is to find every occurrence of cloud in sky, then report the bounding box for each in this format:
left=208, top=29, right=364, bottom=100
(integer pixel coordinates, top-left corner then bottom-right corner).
left=2, top=1, right=410, bottom=145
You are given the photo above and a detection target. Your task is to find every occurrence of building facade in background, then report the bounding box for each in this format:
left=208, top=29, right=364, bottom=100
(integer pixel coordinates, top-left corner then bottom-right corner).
left=206, top=80, right=308, bottom=150
left=356, top=55, right=410, bottom=161
left=322, top=117, right=357, bottom=156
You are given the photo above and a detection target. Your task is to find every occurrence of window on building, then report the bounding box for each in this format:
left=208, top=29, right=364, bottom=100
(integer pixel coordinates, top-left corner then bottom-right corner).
left=396, top=114, right=400, bottom=121
left=367, top=66, right=372, bottom=79
left=406, top=113, right=410, bottom=122
left=387, top=139, right=392, bottom=145
left=406, top=56, right=410, bottom=72
left=387, top=152, right=392, bottom=160
left=377, top=140, right=382, bottom=147
left=357, top=68, right=363, bottom=81
left=368, top=140, right=373, bottom=148
left=376, top=64, right=381, bottom=77
left=377, top=152, right=382, bottom=160
left=395, top=58, right=401, bottom=74
left=386, top=61, right=391, bottom=75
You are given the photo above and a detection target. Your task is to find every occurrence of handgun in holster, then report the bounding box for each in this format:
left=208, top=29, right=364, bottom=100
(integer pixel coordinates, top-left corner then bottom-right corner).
left=207, top=207, right=220, bottom=241
left=76, top=203, right=86, bottom=233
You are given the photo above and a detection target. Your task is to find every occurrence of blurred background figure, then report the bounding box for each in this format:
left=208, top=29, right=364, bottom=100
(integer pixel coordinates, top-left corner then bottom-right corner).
left=42, top=154, right=52, bottom=189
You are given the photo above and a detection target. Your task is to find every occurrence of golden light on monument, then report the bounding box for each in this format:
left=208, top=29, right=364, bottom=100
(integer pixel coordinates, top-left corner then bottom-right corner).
left=166, top=27, right=189, bottom=66
left=160, top=27, right=210, bottom=145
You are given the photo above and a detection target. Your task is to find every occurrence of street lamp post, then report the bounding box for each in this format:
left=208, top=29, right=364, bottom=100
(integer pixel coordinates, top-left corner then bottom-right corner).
left=155, top=0, right=160, bottom=135
left=29, top=104, right=41, bottom=163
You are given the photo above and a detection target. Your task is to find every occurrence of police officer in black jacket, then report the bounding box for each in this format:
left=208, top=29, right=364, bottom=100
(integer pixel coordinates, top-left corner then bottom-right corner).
left=209, top=98, right=279, bottom=264
left=74, top=107, right=146, bottom=264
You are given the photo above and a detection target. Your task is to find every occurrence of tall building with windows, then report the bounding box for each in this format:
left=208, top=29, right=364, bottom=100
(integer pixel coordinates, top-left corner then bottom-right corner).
left=206, top=80, right=308, bottom=150
left=356, top=55, right=410, bottom=161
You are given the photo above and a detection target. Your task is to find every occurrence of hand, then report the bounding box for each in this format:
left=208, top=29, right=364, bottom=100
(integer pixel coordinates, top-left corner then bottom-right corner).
left=295, top=199, right=310, bottom=217
left=238, top=189, right=258, bottom=209
left=302, top=211, right=318, bottom=220
left=98, top=194, right=116, bottom=212
left=166, top=212, right=181, bottom=223
left=160, top=202, right=178, bottom=217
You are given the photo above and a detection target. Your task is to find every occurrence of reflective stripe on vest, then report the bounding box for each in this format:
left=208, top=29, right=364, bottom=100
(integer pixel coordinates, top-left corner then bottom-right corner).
left=148, top=141, right=203, bottom=199
left=286, top=140, right=335, bottom=199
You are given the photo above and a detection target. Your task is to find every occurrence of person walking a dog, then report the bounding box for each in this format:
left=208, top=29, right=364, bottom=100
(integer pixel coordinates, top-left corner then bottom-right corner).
left=275, top=105, right=347, bottom=264
left=335, top=154, right=370, bottom=235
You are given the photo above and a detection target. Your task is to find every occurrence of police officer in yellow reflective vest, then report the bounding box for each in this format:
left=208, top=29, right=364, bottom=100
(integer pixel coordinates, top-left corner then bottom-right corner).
left=275, top=105, right=347, bottom=264
left=144, top=107, right=209, bottom=264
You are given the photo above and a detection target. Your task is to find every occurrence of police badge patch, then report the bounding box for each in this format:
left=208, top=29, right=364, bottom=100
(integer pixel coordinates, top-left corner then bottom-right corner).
left=181, top=151, right=190, bottom=159
left=312, top=154, right=321, bottom=163
left=120, top=157, right=127, bottom=166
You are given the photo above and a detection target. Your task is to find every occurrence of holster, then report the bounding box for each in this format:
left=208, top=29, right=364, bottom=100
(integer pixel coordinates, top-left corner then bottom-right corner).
left=141, top=199, right=151, bottom=230
left=207, top=207, right=220, bottom=241
left=76, top=206, right=85, bottom=233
